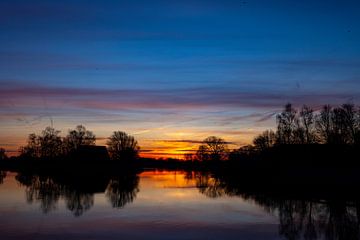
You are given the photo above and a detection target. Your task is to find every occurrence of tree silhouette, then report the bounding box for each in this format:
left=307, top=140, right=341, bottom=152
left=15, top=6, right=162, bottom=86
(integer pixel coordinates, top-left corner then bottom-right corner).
left=340, top=103, right=357, bottom=144
left=20, top=127, right=63, bottom=159
left=20, top=133, right=40, bottom=158
left=276, top=103, right=298, bottom=144
left=196, top=145, right=210, bottom=161
left=315, top=103, right=359, bottom=145
left=300, top=105, right=316, bottom=144
left=253, top=130, right=276, bottom=151
left=316, top=105, right=333, bottom=144
left=63, top=125, right=96, bottom=154
left=107, top=131, right=140, bottom=161
left=39, top=127, right=63, bottom=158
left=196, top=136, right=228, bottom=161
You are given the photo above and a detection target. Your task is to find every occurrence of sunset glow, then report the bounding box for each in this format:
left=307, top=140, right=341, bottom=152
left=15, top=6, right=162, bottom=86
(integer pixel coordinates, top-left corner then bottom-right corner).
left=0, top=0, right=359, bottom=158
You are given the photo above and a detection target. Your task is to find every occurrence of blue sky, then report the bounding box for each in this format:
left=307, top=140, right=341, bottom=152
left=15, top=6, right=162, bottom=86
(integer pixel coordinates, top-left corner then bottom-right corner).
left=1, top=0, right=360, bottom=157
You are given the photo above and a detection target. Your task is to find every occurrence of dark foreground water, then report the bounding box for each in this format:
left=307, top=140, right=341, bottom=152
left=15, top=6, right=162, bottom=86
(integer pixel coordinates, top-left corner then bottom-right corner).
left=0, top=170, right=359, bottom=240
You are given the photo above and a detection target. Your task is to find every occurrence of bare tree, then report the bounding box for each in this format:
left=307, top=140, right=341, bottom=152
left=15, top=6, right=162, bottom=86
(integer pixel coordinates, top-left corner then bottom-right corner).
left=300, top=105, right=316, bottom=144
left=20, top=127, right=63, bottom=159
left=276, top=103, right=297, bottom=144
left=316, top=105, right=333, bottom=144
left=356, top=106, right=360, bottom=145
left=253, top=130, right=276, bottom=151
left=341, top=103, right=357, bottom=144
left=38, top=127, right=63, bottom=158
left=196, top=136, right=228, bottom=161
left=20, top=133, right=40, bottom=158
left=63, top=125, right=96, bottom=154
left=196, top=145, right=210, bottom=161
left=107, top=131, right=140, bottom=161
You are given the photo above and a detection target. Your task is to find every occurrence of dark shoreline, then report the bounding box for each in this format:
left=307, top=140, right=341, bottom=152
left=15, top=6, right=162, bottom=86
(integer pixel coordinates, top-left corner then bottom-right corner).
left=1, top=144, right=359, bottom=190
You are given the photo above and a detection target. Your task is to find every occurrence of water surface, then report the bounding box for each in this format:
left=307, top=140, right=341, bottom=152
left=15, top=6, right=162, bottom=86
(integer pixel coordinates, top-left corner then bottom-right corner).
left=0, top=170, right=359, bottom=240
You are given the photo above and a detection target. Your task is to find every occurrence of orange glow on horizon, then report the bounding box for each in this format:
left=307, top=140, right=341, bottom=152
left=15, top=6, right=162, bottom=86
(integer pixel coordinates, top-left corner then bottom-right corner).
left=0, top=128, right=260, bottom=159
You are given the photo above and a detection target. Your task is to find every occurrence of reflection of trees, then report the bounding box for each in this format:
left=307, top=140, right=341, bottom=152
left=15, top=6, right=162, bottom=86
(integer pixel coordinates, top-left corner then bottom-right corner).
left=16, top=174, right=61, bottom=213
left=194, top=172, right=225, bottom=198
left=0, top=171, right=6, bottom=184
left=64, top=191, right=94, bottom=217
left=15, top=172, right=140, bottom=215
left=195, top=172, right=360, bottom=240
left=15, top=173, right=96, bottom=216
left=105, top=174, right=139, bottom=208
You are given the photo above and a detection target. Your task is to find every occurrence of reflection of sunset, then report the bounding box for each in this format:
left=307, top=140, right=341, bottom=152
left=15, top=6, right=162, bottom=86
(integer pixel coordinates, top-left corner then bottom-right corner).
left=139, top=171, right=196, bottom=188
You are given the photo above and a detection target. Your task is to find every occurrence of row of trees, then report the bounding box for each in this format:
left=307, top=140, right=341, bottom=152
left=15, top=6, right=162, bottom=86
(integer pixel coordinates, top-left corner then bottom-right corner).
left=20, top=125, right=140, bottom=161
left=9, top=102, right=360, bottom=162
left=184, top=136, right=229, bottom=162
left=253, top=102, right=360, bottom=151
left=188, top=102, right=360, bottom=161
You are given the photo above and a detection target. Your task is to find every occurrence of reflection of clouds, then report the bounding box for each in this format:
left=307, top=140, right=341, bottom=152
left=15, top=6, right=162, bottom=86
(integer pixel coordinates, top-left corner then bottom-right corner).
left=2, top=82, right=356, bottom=113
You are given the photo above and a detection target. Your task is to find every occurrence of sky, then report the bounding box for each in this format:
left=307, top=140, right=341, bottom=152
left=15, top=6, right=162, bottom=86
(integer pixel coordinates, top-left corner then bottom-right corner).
left=0, top=0, right=360, bottom=158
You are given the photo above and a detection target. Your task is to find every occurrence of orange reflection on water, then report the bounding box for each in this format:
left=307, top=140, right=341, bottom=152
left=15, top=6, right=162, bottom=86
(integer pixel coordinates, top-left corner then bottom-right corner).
left=139, top=170, right=196, bottom=188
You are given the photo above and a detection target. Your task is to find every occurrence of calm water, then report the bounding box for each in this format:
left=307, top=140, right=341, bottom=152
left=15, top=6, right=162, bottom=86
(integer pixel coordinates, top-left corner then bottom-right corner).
left=0, top=170, right=359, bottom=240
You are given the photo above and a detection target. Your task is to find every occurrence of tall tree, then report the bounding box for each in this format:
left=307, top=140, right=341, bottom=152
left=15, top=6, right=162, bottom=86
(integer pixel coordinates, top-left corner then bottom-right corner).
left=356, top=106, right=360, bottom=145
left=300, top=105, right=316, bottom=144
left=276, top=103, right=297, bottom=144
left=341, top=103, right=357, bottom=144
left=316, top=105, right=333, bottom=144
left=38, top=127, right=63, bottom=158
left=107, top=131, right=140, bottom=161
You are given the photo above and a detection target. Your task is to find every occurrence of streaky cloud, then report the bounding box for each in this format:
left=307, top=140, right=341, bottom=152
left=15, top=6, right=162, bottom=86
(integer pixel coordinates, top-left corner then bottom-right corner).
left=1, top=81, right=358, bottom=112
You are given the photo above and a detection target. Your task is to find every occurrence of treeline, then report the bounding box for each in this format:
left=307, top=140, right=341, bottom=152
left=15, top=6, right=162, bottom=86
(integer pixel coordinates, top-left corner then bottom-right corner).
left=255, top=103, right=360, bottom=148
left=18, top=125, right=140, bottom=161
left=1, top=102, right=359, bottom=163
left=186, top=102, right=360, bottom=162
